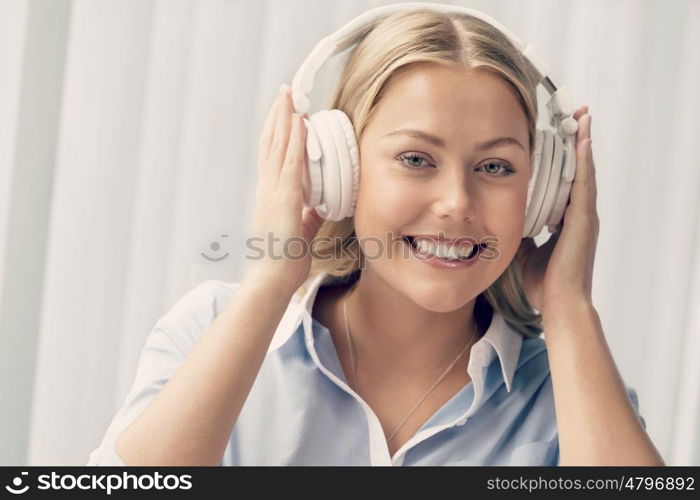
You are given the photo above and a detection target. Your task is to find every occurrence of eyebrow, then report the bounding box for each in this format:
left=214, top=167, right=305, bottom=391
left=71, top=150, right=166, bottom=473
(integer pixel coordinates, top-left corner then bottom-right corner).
left=383, top=128, right=526, bottom=152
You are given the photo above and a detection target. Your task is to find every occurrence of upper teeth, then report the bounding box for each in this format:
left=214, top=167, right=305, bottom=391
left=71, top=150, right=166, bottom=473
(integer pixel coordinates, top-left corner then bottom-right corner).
left=412, top=237, right=474, bottom=259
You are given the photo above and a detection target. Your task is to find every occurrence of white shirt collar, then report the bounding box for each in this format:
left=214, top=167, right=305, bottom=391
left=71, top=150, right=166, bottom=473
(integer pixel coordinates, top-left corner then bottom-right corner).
left=266, top=271, right=522, bottom=392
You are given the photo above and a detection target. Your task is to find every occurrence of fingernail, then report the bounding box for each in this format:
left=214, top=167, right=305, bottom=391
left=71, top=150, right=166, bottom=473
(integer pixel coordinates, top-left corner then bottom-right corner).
left=279, top=83, right=291, bottom=96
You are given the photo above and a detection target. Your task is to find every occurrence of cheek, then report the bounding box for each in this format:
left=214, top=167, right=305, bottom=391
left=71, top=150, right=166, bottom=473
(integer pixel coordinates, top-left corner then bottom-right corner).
left=357, top=157, right=417, bottom=197
left=484, top=188, right=528, bottom=228
left=354, top=160, right=423, bottom=225
left=479, top=186, right=528, bottom=263
left=486, top=168, right=530, bottom=221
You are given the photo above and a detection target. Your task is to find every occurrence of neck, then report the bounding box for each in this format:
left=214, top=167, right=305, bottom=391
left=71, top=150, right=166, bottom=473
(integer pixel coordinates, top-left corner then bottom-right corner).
left=340, top=269, right=483, bottom=378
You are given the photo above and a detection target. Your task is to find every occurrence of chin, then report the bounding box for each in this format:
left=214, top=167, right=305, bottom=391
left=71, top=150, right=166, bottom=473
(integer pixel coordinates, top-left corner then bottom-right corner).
left=402, top=284, right=480, bottom=314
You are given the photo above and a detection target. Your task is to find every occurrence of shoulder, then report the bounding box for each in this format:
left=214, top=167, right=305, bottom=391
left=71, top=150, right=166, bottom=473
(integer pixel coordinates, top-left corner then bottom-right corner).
left=154, top=280, right=243, bottom=353
left=161, top=279, right=241, bottom=325
left=509, top=336, right=554, bottom=401
left=517, top=335, right=551, bottom=375
left=511, top=335, right=646, bottom=429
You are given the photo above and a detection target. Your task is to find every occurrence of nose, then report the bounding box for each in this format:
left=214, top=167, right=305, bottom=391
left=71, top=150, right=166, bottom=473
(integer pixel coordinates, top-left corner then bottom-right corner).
left=432, top=167, right=475, bottom=222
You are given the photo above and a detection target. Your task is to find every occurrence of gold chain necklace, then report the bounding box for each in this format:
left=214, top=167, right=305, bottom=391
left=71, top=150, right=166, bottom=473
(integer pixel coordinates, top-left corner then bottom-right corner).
left=342, top=291, right=476, bottom=444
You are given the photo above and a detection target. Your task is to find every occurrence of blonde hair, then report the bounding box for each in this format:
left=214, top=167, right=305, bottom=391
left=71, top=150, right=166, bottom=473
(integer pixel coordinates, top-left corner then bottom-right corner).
left=300, top=8, right=543, bottom=338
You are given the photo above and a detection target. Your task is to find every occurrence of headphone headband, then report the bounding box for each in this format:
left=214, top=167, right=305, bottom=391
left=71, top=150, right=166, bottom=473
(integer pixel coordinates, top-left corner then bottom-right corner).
left=288, top=2, right=580, bottom=234
left=291, top=2, right=576, bottom=136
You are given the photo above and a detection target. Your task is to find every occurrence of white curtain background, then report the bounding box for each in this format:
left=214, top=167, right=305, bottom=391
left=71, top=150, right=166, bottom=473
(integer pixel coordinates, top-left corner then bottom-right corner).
left=0, top=0, right=698, bottom=466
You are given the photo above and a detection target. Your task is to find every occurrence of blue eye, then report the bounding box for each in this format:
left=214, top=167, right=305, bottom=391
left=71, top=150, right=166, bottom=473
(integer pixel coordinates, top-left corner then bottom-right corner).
left=477, top=161, right=517, bottom=178
left=396, top=152, right=433, bottom=169
left=396, top=152, right=517, bottom=178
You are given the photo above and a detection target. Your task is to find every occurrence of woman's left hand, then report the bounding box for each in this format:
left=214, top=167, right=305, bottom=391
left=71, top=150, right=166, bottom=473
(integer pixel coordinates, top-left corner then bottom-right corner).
left=515, top=106, right=598, bottom=316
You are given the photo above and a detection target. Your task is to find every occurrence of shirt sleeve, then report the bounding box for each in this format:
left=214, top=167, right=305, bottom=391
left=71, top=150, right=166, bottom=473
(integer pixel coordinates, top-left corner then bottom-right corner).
left=86, top=280, right=237, bottom=466
left=626, top=385, right=647, bottom=430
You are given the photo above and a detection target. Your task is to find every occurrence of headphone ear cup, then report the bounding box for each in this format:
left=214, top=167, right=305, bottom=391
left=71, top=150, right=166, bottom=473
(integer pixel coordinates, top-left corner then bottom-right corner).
left=307, top=110, right=359, bottom=221
left=546, top=132, right=576, bottom=233
left=532, top=131, right=565, bottom=237
left=524, top=130, right=546, bottom=238
left=302, top=117, right=324, bottom=207
left=328, top=110, right=360, bottom=218
left=308, top=111, right=342, bottom=221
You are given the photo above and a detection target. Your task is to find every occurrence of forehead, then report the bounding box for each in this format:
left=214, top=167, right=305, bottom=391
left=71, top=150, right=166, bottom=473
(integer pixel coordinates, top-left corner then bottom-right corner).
left=368, top=62, right=528, bottom=143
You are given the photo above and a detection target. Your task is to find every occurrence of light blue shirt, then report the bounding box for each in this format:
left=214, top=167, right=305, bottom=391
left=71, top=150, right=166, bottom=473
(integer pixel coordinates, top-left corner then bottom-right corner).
left=87, top=270, right=646, bottom=466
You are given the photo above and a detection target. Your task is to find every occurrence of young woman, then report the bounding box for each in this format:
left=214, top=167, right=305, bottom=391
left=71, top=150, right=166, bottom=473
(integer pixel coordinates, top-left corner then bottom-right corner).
left=87, top=7, right=664, bottom=466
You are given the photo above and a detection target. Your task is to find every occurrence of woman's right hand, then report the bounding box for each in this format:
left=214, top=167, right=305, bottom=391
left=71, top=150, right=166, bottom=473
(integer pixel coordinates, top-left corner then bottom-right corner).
left=244, top=84, right=326, bottom=293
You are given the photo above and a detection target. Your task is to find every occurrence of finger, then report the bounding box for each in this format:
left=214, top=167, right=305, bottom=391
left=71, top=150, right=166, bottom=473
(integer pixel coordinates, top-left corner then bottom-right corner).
left=591, top=145, right=598, bottom=216
left=269, top=85, right=294, bottom=186
left=258, top=87, right=284, bottom=162
left=302, top=205, right=325, bottom=241
left=279, top=113, right=307, bottom=195
left=572, top=105, right=589, bottom=121
left=573, top=112, right=591, bottom=157
left=590, top=116, right=598, bottom=211
left=581, top=113, right=591, bottom=141
left=589, top=114, right=596, bottom=177
left=570, top=136, right=594, bottom=212
left=578, top=114, right=596, bottom=215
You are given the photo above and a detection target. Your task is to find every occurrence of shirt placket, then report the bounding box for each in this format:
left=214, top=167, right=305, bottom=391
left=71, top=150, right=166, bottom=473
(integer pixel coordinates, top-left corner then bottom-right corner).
left=302, top=314, right=396, bottom=465
left=303, top=314, right=498, bottom=466
left=389, top=349, right=493, bottom=465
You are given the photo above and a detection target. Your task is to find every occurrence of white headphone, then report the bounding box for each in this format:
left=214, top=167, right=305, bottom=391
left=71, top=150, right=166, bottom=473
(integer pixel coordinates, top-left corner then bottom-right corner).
left=290, top=2, right=579, bottom=238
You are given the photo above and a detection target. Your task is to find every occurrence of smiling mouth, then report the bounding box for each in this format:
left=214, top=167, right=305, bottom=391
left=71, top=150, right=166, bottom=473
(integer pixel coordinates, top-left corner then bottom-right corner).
left=401, top=235, right=486, bottom=261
